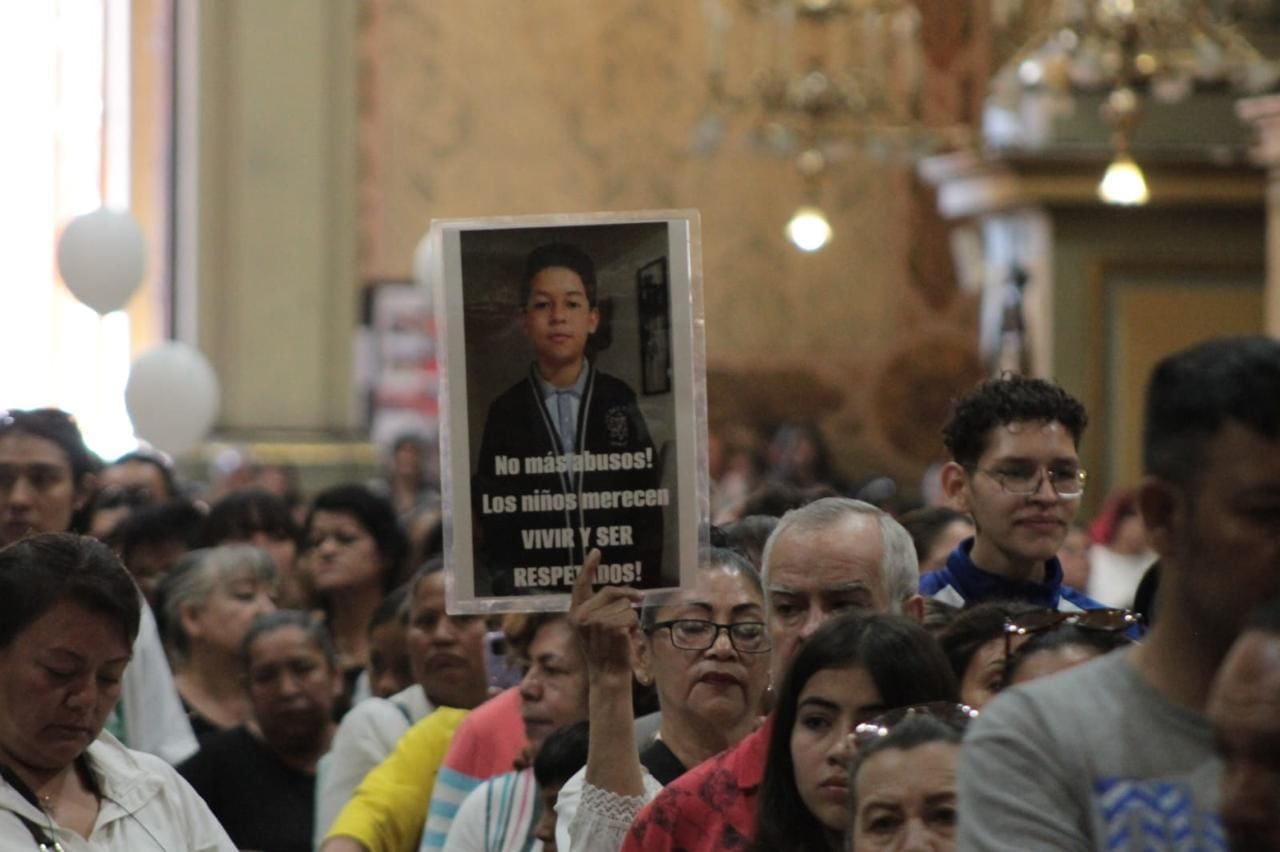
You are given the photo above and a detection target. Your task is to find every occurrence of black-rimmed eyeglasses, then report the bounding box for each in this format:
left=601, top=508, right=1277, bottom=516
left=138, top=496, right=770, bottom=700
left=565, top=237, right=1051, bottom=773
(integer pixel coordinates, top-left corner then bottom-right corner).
left=645, top=619, right=772, bottom=653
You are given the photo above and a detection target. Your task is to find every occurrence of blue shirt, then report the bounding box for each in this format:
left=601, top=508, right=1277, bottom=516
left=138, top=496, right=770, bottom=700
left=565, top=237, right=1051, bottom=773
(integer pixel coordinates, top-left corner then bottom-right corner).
left=535, top=361, right=589, bottom=453
left=919, top=537, right=1106, bottom=612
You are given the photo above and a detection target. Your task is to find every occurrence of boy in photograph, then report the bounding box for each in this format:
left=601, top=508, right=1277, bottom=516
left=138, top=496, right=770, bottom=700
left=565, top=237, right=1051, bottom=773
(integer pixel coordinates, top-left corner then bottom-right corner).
left=472, top=242, right=662, bottom=596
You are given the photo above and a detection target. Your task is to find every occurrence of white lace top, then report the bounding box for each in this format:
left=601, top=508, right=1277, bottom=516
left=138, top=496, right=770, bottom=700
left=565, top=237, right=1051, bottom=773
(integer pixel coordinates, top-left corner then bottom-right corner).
left=554, top=764, right=664, bottom=852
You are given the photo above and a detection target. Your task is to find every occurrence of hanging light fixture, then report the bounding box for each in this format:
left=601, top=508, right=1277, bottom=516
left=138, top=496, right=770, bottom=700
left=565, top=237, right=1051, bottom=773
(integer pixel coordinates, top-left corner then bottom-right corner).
left=698, top=0, right=969, bottom=249
left=785, top=205, right=833, bottom=251
left=991, top=0, right=1279, bottom=207
left=1097, top=153, right=1149, bottom=204
left=1096, top=84, right=1148, bottom=204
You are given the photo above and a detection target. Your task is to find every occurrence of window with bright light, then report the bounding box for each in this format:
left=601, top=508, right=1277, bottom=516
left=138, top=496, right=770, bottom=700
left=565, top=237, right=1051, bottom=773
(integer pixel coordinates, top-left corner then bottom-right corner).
left=0, top=0, right=168, bottom=460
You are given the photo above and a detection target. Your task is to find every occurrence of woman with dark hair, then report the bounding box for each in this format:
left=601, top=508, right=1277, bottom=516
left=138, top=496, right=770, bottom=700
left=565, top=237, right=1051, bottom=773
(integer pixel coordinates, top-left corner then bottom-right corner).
left=442, top=615, right=589, bottom=851
left=179, top=609, right=343, bottom=852
left=0, top=408, right=99, bottom=546
left=0, top=533, right=234, bottom=850
left=324, top=614, right=581, bottom=852
left=315, top=559, right=490, bottom=844
left=203, top=487, right=308, bottom=609
left=935, top=600, right=1042, bottom=709
left=749, top=612, right=958, bottom=852
left=847, top=714, right=967, bottom=851
left=365, top=583, right=414, bottom=700
left=1003, top=623, right=1132, bottom=689
left=304, top=484, right=408, bottom=708
left=0, top=409, right=197, bottom=764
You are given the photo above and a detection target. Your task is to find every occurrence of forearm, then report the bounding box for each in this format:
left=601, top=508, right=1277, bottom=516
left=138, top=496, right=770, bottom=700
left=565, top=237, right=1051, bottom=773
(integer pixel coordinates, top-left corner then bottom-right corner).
left=584, top=675, right=645, bottom=797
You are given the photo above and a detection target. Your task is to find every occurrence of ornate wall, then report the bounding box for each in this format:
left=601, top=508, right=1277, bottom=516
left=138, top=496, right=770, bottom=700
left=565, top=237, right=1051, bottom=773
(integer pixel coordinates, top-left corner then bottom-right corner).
left=357, top=1, right=989, bottom=490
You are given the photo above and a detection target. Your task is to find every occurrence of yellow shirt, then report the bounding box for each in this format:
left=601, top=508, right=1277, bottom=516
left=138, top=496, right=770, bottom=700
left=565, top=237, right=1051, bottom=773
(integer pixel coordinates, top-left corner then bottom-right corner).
left=325, top=705, right=469, bottom=852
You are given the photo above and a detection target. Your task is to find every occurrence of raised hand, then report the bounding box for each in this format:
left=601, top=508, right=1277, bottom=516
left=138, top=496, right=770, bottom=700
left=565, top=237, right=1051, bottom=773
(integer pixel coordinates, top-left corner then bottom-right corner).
left=568, top=548, right=644, bottom=686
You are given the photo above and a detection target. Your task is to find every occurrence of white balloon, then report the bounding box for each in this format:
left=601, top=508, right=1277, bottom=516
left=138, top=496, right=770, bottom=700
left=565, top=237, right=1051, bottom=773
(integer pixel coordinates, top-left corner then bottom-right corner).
left=125, top=342, right=220, bottom=456
left=56, top=207, right=147, bottom=314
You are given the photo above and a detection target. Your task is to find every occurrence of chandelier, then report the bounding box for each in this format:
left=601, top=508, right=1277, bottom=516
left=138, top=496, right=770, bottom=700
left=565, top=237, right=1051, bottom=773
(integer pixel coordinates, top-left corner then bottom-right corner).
left=698, top=0, right=969, bottom=250
left=990, top=0, right=1280, bottom=205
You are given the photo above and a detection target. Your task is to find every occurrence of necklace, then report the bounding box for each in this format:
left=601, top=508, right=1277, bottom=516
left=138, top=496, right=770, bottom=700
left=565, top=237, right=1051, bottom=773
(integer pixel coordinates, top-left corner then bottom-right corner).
left=36, top=771, right=70, bottom=813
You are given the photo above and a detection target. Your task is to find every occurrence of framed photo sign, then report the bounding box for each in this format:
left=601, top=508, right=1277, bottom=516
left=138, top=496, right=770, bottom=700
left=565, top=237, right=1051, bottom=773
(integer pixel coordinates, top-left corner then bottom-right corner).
left=423, top=211, right=707, bottom=613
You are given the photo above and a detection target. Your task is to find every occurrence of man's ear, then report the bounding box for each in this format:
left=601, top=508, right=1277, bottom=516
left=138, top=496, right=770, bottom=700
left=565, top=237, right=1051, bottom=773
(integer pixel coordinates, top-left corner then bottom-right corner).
left=1137, top=476, right=1184, bottom=561
left=939, top=462, right=971, bottom=513
left=902, top=593, right=925, bottom=623
left=587, top=305, right=600, bottom=336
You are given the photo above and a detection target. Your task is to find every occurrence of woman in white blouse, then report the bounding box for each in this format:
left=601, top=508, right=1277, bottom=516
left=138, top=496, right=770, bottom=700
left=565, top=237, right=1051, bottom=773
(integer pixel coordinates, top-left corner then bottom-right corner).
left=558, top=546, right=771, bottom=850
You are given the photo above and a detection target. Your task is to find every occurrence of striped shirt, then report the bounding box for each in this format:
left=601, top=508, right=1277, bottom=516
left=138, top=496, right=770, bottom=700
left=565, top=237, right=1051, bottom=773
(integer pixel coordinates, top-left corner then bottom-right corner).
left=441, top=768, right=541, bottom=852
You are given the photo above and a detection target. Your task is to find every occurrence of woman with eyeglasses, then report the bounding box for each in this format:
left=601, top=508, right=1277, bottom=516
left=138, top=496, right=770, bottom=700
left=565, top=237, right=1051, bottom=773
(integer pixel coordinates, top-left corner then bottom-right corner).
left=555, top=547, right=772, bottom=851
left=749, top=611, right=959, bottom=852
left=846, top=714, right=967, bottom=852
left=0, top=533, right=235, bottom=851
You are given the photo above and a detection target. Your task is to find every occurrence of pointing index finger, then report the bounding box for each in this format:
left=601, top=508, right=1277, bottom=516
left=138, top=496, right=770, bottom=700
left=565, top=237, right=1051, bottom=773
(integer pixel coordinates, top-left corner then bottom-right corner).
left=571, top=548, right=603, bottom=608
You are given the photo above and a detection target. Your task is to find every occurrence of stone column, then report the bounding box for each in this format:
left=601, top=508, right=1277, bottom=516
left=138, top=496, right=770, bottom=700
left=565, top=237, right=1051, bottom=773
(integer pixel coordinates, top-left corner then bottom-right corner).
left=194, top=0, right=360, bottom=437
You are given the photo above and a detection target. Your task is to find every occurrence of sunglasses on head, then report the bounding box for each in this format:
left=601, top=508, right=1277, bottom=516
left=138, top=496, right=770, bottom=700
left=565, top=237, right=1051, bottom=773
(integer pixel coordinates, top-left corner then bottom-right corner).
left=851, top=701, right=979, bottom=749
left=1002, top=607, right=1140, bottom=675
left=1004, top=608, right=1140, bottom=640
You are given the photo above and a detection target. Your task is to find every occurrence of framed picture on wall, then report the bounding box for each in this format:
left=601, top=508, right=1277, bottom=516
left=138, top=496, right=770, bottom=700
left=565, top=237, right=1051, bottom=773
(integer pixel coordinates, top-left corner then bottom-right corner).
left=637, top=257, right=672, bottom=395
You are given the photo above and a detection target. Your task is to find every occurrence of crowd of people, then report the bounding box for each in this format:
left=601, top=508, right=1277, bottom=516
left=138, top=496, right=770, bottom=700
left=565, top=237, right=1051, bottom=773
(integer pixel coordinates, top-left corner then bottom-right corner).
left=0, top=333, right=1277, bottom=851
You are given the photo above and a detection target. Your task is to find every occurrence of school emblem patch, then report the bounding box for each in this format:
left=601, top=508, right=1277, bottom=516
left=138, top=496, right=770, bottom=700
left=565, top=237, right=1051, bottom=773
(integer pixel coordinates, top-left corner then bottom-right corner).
left=606, top=406, right=631, bottom=446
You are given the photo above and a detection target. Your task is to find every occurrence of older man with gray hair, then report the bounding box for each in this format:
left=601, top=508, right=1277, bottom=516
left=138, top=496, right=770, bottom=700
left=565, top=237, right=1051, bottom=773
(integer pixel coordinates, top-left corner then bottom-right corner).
left=621, top=497, right=924, bottom=852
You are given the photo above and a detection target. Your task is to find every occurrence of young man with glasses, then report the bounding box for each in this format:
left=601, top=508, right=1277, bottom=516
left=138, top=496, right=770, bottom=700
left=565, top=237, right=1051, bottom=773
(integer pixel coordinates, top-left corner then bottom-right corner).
left=958, top=336, right=1280, bottom=849
left=921, top=374, right=1109, bottom=612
